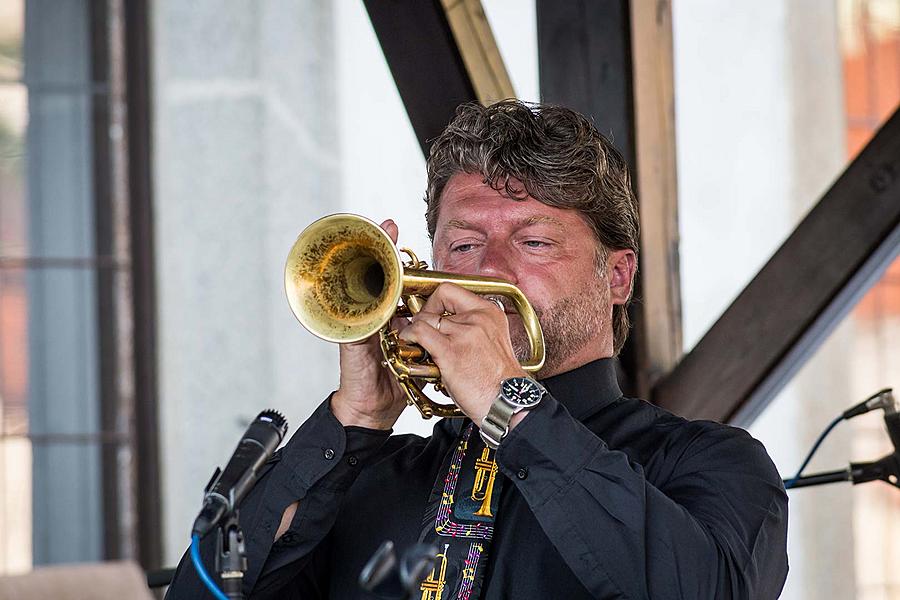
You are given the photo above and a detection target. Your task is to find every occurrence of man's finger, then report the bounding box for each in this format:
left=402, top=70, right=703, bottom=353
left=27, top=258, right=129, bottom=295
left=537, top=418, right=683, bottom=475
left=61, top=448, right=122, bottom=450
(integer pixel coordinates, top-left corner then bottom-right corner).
left=398, top=319, right=450, bottom=358
left=410, top=310, right=444, bottom=333
left=380, top=219, right=399, bottom=245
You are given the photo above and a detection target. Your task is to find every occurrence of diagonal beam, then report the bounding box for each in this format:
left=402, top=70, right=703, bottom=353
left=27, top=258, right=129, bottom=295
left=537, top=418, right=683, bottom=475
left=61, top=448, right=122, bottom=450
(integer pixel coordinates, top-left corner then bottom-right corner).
left=652, top=106, right=900, bottom=426
left=363, top=0, right=514, bottom=155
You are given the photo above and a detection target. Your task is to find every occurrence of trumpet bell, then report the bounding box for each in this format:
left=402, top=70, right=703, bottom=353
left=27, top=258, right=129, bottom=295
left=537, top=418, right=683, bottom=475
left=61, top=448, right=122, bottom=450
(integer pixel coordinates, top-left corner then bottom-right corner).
left=284, top=214, right=404, bottom=344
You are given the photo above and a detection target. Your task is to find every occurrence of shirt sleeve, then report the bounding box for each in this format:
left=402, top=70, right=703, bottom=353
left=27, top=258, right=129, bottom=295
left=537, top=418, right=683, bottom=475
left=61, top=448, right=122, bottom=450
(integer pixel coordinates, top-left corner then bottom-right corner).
left=494, top=393, right=788, bottom=600
left=164, top=395, right=392, bottom=600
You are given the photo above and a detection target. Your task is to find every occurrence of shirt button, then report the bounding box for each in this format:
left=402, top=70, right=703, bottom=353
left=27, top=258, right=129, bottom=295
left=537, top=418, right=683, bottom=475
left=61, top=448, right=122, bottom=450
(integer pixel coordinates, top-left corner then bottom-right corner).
left=324, top=448, right=335, bottom=460
left=516, top=467, right=528, bottom=480
left=348, top=455, right=359, bottom=466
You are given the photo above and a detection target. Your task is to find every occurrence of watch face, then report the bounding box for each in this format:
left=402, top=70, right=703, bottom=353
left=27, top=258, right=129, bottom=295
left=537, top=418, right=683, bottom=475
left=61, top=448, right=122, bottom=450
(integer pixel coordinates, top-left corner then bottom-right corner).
left=501, top=377, right=545, bottom=408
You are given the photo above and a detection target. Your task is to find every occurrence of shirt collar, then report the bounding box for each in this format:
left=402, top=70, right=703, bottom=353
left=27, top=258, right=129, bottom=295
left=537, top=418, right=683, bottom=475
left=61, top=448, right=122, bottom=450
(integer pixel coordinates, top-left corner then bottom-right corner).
left=540, top=358, right=623, bottom=421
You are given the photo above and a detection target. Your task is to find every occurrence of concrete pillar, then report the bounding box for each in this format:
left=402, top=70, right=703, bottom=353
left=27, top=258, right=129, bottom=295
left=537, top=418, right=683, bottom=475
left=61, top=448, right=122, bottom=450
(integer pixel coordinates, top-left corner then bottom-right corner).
left=152, top=0, right=341, bottom=563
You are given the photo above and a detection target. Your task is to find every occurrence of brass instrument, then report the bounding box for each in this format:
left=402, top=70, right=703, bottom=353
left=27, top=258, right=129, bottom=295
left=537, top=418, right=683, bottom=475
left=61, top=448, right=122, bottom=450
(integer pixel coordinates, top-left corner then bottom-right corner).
left=419, top=543, right=449, bottom=600
left=284, top=213, right=545, bottom=419
left=471, top=447, right=498, bottom=517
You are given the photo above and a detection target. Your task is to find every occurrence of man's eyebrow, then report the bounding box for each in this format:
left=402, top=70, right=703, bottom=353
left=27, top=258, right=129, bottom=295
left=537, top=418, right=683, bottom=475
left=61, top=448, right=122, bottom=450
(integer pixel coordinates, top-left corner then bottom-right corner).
left=442, top=216, right=567, bottom=233
left=521, top=215, right=566, bottom=229
left=444, top=219, right=476, bottom=230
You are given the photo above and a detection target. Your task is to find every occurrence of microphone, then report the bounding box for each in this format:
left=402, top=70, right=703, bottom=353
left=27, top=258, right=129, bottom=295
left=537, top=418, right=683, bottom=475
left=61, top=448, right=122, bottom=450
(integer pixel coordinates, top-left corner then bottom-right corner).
left=849, top=390, right=900, bottom=488
left=192, top=410, right=288, bottom=537
left=841, top=388, right=895, bottom=419
left=881, top=393, right=900, bottom=452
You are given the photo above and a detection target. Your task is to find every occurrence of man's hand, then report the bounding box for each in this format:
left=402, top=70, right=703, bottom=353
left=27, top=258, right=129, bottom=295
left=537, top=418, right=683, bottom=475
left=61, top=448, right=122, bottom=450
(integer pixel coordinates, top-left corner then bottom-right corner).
left=399, top=283, right=527, bottom=425
left=330, top=220, right=408, bottom=431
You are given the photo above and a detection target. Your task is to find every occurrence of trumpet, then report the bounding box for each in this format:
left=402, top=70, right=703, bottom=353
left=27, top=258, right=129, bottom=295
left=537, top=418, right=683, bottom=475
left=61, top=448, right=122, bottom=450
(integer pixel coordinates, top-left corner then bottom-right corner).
left=284, top=213, right=545, bottom=419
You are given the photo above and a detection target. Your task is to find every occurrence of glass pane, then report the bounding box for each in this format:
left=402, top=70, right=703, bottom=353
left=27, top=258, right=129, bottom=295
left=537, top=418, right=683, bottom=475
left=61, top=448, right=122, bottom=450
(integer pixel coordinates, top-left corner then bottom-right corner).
left=841, top=0, right=900, bottom=158
left=30, top=441, right=102, bottom=564
left=26, top=267, right=99, bottom=437
left=744, top=2, right=900, bottom=599
left=0, top=437, right=32, bottom=575
left=26, top=91, right=94, bottom=259
left=0, top=82, right=29, bottom=258
left=676, top=1, right=900, bottom=597
left=0, top=268, right=28, bottom=437
left=0, top=0, right=24, bottom=83
left=749, top=265, right=900, bottom=599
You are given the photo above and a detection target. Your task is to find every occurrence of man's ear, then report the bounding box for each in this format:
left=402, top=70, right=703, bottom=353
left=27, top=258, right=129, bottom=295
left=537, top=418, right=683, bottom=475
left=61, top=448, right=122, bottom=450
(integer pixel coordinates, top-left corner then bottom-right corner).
left=607, top=249, right=637, bottom=306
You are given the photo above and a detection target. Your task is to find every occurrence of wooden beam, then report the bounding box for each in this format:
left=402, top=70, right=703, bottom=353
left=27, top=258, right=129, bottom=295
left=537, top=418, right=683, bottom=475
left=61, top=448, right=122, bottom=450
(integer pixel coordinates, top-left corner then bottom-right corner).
left=364, top=0, right=514, bottom=155
left=629, top=0, right=683, bottom=390
left=652, top=106, right=900, bottom=425
left=538, top=0, right=682, bottom=398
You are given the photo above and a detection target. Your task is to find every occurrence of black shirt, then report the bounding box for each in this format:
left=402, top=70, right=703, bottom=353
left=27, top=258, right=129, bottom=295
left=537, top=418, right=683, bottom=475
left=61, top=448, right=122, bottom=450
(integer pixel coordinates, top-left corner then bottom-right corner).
left=167, top=358, right=788, bottom=599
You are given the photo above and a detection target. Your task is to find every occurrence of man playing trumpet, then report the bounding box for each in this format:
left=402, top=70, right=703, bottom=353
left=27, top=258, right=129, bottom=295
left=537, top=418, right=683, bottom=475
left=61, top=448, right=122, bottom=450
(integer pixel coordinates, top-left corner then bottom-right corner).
left=168, top=101, right=788, bottom=599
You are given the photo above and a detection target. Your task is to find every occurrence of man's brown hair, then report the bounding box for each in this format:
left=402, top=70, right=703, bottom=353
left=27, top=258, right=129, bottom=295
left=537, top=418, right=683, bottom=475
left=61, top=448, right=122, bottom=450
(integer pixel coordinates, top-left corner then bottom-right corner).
left=425, top=100, right=639, bottom=355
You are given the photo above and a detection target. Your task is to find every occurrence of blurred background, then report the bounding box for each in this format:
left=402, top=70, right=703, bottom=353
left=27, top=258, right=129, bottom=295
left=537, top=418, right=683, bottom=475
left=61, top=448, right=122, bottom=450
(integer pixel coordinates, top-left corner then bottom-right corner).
left=0, top=0, right=898, bottom=598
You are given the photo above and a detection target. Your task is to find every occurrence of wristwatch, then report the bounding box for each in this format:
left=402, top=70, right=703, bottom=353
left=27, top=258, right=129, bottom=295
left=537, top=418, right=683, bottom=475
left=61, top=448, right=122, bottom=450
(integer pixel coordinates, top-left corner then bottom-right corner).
left=480, top=376, right=547, bottom=449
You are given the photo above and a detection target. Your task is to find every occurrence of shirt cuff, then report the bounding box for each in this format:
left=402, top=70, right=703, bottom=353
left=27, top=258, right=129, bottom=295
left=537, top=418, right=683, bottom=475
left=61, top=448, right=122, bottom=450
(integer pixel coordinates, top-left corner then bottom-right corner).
left=495, top=393, right=606, bottom=507
left=272, top=394, right=392, bottom=498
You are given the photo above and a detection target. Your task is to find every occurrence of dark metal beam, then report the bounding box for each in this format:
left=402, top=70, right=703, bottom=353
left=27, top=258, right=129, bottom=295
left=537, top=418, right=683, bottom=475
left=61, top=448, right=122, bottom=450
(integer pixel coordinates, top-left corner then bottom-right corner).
left=363, top=0, right=477, bottom=155
left=652, top=106, right=900, bottom=426
left=124, top=0, right=162, bottom=571
left=88, top=0, right=123, bottom=562
left=537, top=0, right=635, bottom=169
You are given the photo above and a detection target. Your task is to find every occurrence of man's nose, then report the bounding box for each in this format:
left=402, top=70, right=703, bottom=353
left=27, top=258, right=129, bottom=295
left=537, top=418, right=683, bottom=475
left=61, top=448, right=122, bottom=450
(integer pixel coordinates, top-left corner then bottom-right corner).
left=478, top=242, right=516, bottom=283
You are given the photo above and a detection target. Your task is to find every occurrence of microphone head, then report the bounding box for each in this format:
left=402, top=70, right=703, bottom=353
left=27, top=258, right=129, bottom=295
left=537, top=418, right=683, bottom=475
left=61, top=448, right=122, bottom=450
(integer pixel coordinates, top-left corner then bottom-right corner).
left=844, top=388, right=896, bottom=419
left=257, top=409, right=288, bottom=440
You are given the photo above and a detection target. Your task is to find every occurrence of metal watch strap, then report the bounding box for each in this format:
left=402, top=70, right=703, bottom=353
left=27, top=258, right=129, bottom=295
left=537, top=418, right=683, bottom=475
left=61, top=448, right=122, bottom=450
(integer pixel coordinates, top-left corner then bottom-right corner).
left=480, top=398, right=517, bottom=450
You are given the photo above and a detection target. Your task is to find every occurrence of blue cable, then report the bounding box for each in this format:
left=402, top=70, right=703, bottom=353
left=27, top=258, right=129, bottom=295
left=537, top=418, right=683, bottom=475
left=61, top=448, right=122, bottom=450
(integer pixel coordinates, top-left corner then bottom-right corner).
left=784, top=414, right=844, bottom=490
left=190, top=533, right=230, bottom=600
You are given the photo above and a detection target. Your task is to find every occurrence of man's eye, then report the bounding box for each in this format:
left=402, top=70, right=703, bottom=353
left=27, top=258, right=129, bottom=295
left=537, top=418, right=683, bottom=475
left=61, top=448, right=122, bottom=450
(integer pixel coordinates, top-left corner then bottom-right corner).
left=451, top=243, right=477, bottom=253
left=523, top=240, right=549, bottom=248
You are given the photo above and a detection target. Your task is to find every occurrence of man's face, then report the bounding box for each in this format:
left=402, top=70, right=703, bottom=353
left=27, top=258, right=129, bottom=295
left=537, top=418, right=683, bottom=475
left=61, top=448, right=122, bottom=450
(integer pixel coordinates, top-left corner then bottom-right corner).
left=431, top=172, right=633, bottom=377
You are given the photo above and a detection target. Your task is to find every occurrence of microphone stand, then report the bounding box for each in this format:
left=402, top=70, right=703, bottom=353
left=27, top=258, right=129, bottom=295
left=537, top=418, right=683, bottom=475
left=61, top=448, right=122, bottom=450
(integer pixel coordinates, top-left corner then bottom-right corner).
left=215, top=511, right=248, bottom=600
left=359, top=540, right=438, bottom=599
left=785, top=452, right=900, bottom=490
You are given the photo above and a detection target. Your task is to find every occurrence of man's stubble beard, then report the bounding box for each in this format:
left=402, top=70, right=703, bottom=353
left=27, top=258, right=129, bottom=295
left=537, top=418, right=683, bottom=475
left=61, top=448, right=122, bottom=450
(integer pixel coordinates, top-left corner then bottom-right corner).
left=508, top=271, right=611, bottom=378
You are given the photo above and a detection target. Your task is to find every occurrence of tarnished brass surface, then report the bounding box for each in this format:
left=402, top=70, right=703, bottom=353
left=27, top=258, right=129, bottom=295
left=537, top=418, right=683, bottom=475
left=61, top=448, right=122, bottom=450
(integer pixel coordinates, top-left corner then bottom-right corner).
left=285, top=213, right=545, bottom=419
